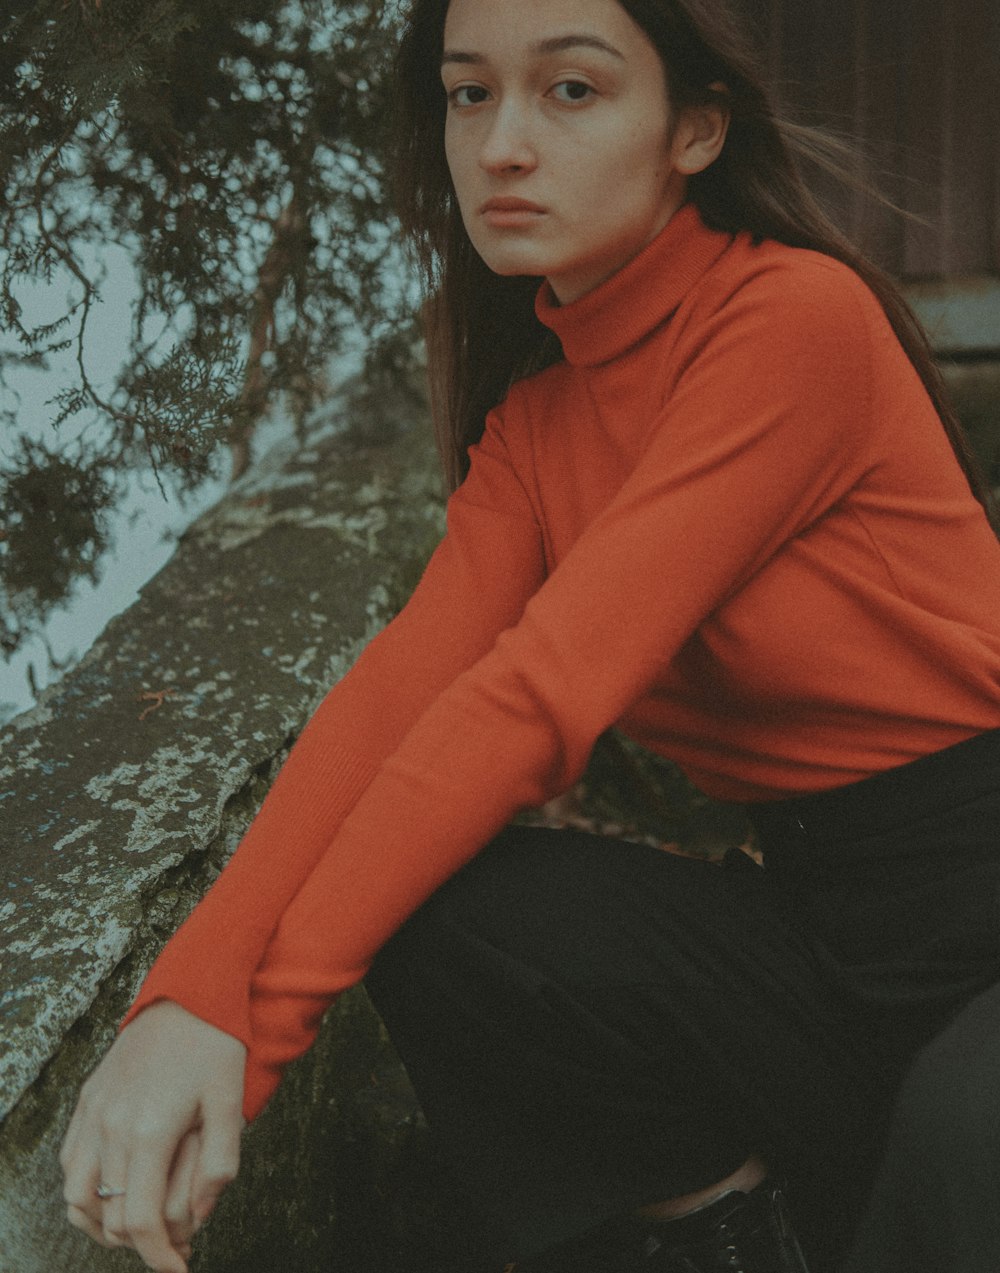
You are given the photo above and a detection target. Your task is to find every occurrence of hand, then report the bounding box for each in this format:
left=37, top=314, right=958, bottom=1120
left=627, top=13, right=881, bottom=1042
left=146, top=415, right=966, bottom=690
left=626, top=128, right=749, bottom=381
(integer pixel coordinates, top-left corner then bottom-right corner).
left=60, top=1000, right=247, bottom=1273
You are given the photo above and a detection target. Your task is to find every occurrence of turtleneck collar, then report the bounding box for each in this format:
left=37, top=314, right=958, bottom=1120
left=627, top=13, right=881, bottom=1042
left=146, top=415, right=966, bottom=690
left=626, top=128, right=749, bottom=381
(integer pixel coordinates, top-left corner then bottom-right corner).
left=534, top=202, right=733, bottom=369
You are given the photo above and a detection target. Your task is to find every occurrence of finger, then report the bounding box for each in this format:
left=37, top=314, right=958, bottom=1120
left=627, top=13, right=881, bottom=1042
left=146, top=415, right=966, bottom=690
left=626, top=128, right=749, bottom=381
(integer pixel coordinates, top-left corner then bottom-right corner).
left=66, top=1203, right=117, bottom=1248
left=164, top=1129, right=201, bottom=1247
left=121, top=1128, right=190, bottom=1273
left=97, top=1147, right=130, bottom=1249
left=190, top=1096, right=242, bottom=1227
left=61, top=1127, right=106, bottom=1236
left=59, top=1102, right=82, bottom=1173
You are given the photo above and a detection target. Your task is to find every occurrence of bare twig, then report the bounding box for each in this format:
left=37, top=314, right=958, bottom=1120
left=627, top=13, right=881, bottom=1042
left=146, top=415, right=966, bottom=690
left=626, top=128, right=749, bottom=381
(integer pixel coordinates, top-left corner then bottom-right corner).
left=136, top=687, right=178, bottom=721
left=229, top=192, right=310, bottom=481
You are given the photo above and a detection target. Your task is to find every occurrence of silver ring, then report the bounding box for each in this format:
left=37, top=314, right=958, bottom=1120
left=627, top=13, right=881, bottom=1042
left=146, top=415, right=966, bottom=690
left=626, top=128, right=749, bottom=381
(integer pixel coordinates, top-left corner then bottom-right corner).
left=95, top=1184, right=127, bottom=1200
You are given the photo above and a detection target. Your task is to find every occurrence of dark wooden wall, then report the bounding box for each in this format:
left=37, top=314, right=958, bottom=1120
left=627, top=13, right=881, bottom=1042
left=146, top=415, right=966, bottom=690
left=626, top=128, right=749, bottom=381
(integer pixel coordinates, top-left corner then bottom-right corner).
left=737, top=0, right=1000, bottom=279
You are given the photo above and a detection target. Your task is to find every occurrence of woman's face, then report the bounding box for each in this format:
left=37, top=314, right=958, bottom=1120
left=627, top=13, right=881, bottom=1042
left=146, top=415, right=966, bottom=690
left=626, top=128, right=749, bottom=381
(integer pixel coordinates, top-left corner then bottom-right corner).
left=441, top=0, right=698, bottom=303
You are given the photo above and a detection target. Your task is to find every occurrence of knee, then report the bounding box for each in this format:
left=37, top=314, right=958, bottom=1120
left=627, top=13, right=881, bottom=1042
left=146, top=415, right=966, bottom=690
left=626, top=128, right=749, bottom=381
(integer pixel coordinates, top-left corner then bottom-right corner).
left=366, top=826, right=543, bottom=993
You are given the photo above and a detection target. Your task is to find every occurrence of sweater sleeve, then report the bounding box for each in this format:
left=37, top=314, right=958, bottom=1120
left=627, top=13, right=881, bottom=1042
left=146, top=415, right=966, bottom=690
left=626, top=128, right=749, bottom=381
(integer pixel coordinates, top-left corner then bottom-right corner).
left=239, top=266, right=878, bottom=1118
left=119, top=411, right=547, bottom=1054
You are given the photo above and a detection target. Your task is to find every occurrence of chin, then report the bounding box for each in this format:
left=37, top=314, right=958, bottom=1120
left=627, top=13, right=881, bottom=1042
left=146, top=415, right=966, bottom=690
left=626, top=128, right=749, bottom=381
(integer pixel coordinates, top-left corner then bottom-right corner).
left=490, top=262, right=546, bottom=280
left=479, top=254, right=547, bottom=280
left=468, top=235, right=546, bottom=278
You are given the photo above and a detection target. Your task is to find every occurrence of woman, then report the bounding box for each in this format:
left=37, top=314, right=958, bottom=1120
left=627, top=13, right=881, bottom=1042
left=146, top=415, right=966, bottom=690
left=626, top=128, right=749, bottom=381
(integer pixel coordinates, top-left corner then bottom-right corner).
left=60, top=1, right=1000, bottom=1271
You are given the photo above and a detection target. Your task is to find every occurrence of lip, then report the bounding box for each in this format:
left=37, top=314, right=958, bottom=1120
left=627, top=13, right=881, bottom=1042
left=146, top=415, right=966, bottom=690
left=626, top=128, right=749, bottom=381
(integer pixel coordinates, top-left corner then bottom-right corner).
left=479, top=197, right=547, bottom=213
left=479, top=197, right=548, bottom=228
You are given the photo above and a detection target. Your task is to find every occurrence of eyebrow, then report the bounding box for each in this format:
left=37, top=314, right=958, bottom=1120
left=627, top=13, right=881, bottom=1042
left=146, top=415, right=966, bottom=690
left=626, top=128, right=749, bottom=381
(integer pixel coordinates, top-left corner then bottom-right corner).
left=441, top=34, right=626, bottom=66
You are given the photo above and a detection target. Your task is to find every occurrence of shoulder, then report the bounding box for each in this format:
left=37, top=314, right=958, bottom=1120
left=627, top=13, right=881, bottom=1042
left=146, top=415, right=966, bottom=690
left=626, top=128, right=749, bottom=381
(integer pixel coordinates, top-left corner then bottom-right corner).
left=701, top=237, right=886, bottom=336
left=677, top=238, right=893, bottom=385
left=482, top=358, right=571, bottom=454
left=454, top=385, right=544, bottom=522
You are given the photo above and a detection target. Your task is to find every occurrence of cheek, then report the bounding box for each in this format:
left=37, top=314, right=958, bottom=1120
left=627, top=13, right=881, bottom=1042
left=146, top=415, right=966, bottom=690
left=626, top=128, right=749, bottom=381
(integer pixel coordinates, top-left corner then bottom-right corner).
left=444, top=126, right=469, bottom=191
left=444, top=137, right=482, bottom=237
left=621, top=120, right=672, bottom=169
left=580, top=116, right=670, bottom=179
left=580, top=143, right=659, bottom=206
left=613, top=134, right=677, bottom=208
left=444, top=129, right=459, bottom=185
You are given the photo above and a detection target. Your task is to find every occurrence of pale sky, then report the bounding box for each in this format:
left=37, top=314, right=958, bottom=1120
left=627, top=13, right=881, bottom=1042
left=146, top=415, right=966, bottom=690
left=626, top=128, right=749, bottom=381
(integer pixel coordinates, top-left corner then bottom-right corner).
left=0, top=247, right=230, bottom=721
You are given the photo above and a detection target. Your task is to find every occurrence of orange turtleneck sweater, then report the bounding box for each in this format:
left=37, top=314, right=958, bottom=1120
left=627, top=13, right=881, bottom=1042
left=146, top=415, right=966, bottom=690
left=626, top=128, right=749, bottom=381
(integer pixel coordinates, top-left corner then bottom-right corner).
left=123, top=203, right=1000, bottom=1120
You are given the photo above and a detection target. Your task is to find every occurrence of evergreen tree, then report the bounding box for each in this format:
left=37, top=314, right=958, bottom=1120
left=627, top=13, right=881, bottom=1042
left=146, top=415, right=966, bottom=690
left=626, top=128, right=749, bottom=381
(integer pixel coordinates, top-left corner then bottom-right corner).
left=0, top=0, right=413, bottom=659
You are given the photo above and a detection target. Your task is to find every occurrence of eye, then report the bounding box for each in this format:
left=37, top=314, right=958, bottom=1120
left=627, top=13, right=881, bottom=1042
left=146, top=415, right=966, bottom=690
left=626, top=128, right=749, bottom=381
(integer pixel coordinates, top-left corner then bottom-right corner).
left=447, top=84, right=491, bottom=108
left=549, top=80, right=595, bottom=104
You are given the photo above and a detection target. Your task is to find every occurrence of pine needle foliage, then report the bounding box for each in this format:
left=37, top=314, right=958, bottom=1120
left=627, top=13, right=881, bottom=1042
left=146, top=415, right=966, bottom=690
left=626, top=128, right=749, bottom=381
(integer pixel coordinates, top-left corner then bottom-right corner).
left=0, top=0, right=413, bottom=658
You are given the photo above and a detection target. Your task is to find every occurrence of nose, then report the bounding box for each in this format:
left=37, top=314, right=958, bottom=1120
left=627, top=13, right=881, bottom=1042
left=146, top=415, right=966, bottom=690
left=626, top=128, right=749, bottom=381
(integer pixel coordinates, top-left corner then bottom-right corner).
left=478, top=98, right=537, bottom=174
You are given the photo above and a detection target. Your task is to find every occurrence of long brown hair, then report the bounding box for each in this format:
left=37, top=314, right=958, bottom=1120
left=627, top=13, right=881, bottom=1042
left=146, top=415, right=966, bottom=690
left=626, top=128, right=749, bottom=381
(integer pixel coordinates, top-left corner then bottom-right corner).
left=392, top=0, right=995, bottom=524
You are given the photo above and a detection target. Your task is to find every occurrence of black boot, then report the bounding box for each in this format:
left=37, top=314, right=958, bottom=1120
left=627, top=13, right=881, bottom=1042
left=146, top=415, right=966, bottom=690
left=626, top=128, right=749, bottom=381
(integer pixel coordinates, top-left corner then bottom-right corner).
left=510, top=1180, right=811, bottom=1273
left=637, top=1179, right=811, bottom=1272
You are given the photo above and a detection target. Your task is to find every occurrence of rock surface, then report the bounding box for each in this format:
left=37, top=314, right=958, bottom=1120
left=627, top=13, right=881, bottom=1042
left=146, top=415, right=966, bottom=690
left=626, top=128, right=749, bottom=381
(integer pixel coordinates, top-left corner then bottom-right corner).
left=0, top=386, right=444, bottom=1273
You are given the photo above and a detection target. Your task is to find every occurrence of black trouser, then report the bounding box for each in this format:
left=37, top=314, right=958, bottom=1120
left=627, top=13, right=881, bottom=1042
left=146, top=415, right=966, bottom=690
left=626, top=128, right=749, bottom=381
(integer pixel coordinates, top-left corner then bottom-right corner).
left=365, top=728, right=1000, bottom=1271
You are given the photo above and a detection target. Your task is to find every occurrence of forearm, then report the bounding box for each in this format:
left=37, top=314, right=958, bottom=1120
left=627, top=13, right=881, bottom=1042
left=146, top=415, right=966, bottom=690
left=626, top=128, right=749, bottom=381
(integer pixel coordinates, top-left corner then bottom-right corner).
left=122, top=433, right=547, bottom=1073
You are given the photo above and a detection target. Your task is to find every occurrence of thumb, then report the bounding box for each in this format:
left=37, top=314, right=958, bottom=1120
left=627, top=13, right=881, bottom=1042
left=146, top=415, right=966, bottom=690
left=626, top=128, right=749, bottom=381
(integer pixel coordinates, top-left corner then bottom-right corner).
left=190, top=1097, right=243, bottom=1227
